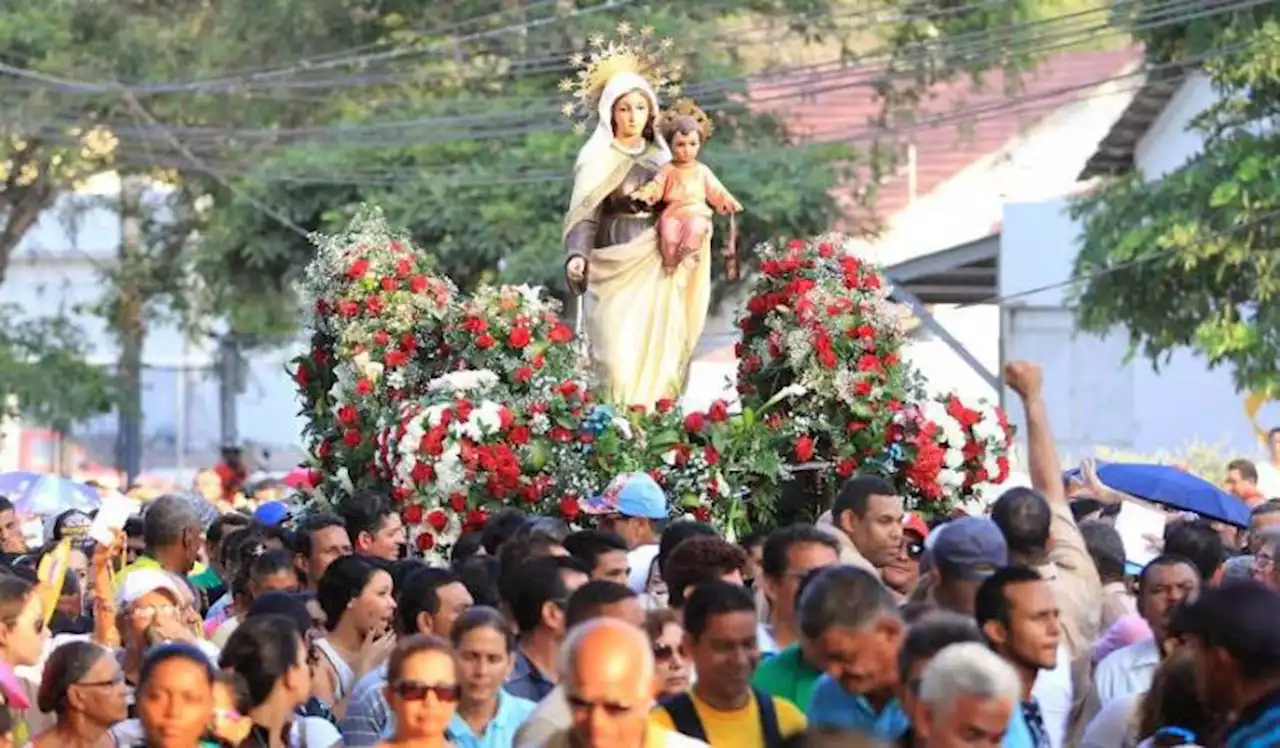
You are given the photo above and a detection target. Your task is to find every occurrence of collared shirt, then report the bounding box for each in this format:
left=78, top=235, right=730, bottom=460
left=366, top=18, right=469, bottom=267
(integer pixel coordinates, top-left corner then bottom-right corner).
left=805, top=676, right=910, bottom=739
left=506, top=649, right=556, bottom=703
left=1094, top=637, right=1160, bottom=705
left=1031, top=644, right=1073, bottom=748
left=445, top=690, right=538, bottom=748
left=514, top=685, right=571, bottom=747
left=1226, top=686, right=1280, bottom=747
left=340, top=663, right=391, bottom=748
left=751, top=644, right=822, bottom=711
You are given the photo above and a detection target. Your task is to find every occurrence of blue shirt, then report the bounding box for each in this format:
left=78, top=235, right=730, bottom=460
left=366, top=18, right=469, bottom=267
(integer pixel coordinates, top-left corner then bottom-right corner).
left=806, top=676, right=910, bottom=739
left=504, top=650, right=556, bottom=703
left=1226, top=688, right=1280, bottom=747
left=340, top=663, right=391, bottom=748
left=446, top=690, right=538, bottom=748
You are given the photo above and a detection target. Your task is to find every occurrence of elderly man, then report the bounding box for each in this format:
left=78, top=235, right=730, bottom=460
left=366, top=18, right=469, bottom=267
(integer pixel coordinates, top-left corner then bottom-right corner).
left=523, top=618, right=706, bottom=748
left=910, top=643, right=1022, bottom=748
left=117, top=494, right=205, bottom=585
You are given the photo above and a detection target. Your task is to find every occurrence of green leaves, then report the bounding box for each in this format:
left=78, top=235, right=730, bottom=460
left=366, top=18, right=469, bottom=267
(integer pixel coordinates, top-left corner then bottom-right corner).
left=0, top=305, right=116, bottom=432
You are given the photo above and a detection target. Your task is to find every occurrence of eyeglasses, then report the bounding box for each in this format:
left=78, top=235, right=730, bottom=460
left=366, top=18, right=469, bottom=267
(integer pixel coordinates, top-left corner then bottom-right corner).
left=391, top=680, right=460, bottom=703
left=652, top=644, right=684, bottom=663
left=567, top=693, right=639, bottom=716
left=131, top=604, right=180, bottom=619
left=906, top=541, right=925, bottom=560
left=76, top=672, right=125, bottom=688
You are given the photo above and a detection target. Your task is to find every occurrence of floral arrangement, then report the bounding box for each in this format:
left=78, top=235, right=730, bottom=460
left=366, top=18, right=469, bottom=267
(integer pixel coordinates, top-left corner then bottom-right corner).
left=294, top=211, right=1013, bottom=536
left=891, top=394, right=1014, bottom=510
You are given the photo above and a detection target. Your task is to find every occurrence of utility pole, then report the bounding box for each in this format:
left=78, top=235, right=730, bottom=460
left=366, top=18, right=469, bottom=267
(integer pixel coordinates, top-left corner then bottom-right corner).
left=217, top=333, right=245, bottom=449
left=115, top=176, right=145, bottom=485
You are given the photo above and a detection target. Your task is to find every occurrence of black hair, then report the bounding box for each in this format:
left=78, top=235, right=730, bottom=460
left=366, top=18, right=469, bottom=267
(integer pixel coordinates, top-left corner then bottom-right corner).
left=480, top=509, right=527, bottom=556
left=248, top=548, right=297, bottom=589
left=0, top=573, right=34, bottom=624
left=1163, top=519, right=1226, bottom=581
left=1228, top=459, right=1259, bottom=483
left=37, top=640, right=108, bottom=713
left=663, top=536, right=748, bottom=608
left=506, top=555, right=585, bottom=634
left=1079, top=520, right=1127, bottom=583
left=1252, top=499, right=1280, bottom=521
left=565, top=580, right=636, bottom=629
left=451, top=531, right=485, bottom=564
left=123, top=516, right=145, bottom=539
left=207, top=513, right=252, bottom=547
left=1137, top=554, right=1201, bottom=597
left=245, top=591, right=311, bottom=633
left=657, top=521, right=719, bottom=580
left=336, top=490, right=395, bottom=542
left=797, top=565, right=899, bottom=640
left=1069, top=498, right=1104, bottom=524
left=292, top=512, right=347, bottom=560
left=497, top=523, right=573, bottom=603
left=974, top=565, right=1044, bottom=630
left=396, top=567, right=461, bottom=636
left=0, top=497, right=13, bottom=514
left=139, top=642, right=215, bottom=694
left=389, top=559, right=427, bottom=590
left=454, top=554, right=501, bottom=609
left=316, top=555, right=387, bottom=631
left=683, top=580, right=756, bottom=639
left=219, top=615, right=305, bottom=708
left=991, top=487, right=1052, bottom=560
left=832, top=475, right=899, bottom=522
left=761, top=524, right=840, bottom=579
left=738, top=531, right=767, bottom=551
left=1170, top=581, right=1280, bottom=681
left=449, top=605, right=514, bottom=652
left=897, top=611, right=985, bottom=683
left=564, top=530, right=629, bottom=573
left=213, top=670, right=252, bottom=714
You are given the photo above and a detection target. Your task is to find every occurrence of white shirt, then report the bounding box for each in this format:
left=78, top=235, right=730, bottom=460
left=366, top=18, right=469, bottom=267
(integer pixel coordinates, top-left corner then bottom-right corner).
left=1031, top=643, right=1073, bottom=748
left=627, top=544, right=660, bottom=593
left=1095, top=636, right=1160, bottom=704
left=1257, top=461, right=1280, bottom=498
left=1081, top=691, right=1141, bottom=748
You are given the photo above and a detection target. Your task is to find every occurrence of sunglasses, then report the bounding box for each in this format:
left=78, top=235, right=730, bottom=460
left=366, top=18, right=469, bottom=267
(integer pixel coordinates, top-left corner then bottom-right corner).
left=652, top=644, right=684, bottom=663
left=567, top=693, right=637, bottom=717
left=905, top=541, right=925, bottom=560
left=392, top=680, right=460, bottom=703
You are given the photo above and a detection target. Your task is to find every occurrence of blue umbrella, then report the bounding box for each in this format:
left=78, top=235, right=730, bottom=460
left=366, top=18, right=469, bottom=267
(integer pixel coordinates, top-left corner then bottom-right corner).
left=0, top=471, right=103, bottom=517
left=1092, top=462, right=1250, bottom=528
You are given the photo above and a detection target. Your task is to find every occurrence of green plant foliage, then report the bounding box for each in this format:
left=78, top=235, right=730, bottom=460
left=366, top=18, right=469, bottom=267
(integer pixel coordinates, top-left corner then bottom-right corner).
left=0, top=305, right=115, bottom=431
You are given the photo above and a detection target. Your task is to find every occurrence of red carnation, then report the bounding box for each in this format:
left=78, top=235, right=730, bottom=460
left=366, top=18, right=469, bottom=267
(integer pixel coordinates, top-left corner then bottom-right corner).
left=704, top=445, right=720, bottom=466
left=342, top=429, right=362, bottom=448
left=707, top=400, right=730, bottom=423
left=818, top=242, right=834, bottom=258
left=316, top=439, right=332, bottom=460
left=402, top=505, right=423, bottom=524
left=338, top=300, right=360, bottom=318
left=549, top=324, right=573, bottom=344
left=508, top=326, right=531, bottom=349
left=655, top=398, right=676, bottom=414
left=395, top=258, right=412, bottom=278
left=337, top=404, right=358, bottom=426
left=836, top=458, right=856, bottom=478
left=410, top=461, right=433, bottom=485
left=355, top=378, right=373, bottom=396
left=509, top=426, right=531, bottom=445
left=514, top=366, right=534, bottom=384
left=683, top=412, right=706, bottom=433
left=416, top=533, right=435, bottom=552
left=345, top=258, right=369, bottom=279
left=794, top=435, right=815, bottom=462
left=293, top=365, right=308, bottom=387
left=385, top=349, right=407, bottom=368
left=410, top=276, right=429, bottom=294
left=426, top=509, right=449, bottom=531
left=449, top=493, right=467, bottom=513
left=559, top=497, right=581, bottom=522
left=380, top=277, right=396, bottom=291
left=693, top=507, right=711, bottom=522
left=476, top=334, right=495, bottom=350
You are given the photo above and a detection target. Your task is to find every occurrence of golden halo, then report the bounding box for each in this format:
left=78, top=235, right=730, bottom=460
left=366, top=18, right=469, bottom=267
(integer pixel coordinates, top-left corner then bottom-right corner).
left=660, top=98, right=714, bottom=141
left=558, top=21, right=683, bottom=132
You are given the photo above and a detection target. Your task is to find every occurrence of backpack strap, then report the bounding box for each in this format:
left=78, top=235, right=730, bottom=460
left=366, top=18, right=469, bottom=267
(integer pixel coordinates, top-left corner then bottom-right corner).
left=659, top=693, right=708, bottom=743
left=753, top=687, right=783, bottom=748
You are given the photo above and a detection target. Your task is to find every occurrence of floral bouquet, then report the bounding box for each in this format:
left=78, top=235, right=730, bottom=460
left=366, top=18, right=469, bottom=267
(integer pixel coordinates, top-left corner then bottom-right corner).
left=443, top=284, right=579, bottom=392
left=736, top=234, right=925, bottom=499
left=292, top=206, right=458, bottom=502
left=891, top=394, right=1015, bottom=515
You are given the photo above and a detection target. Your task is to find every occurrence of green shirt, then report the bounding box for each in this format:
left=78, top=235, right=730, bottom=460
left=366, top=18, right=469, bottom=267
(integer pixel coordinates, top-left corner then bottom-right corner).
left=750, top=643, right=822, bottom=711
left=188, top=566, right=222, bottom=591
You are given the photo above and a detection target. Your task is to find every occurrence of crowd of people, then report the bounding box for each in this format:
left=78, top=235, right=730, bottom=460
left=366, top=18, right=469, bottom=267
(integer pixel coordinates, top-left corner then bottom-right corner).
left=0, top=361, right=1277, bottom=748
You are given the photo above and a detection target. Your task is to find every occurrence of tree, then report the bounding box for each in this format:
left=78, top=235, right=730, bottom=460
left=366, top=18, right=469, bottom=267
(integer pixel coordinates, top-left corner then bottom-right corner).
left=1069, top=9, right=1280, bottom=393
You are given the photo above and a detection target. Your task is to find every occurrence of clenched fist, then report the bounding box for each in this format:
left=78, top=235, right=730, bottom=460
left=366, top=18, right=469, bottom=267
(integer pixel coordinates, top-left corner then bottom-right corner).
left=1003, top=360, right=1043, bottom=400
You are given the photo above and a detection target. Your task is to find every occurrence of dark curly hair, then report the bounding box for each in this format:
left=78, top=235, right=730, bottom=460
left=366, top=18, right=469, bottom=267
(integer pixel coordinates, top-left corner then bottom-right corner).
left=663, top=535, right=748, bottom=608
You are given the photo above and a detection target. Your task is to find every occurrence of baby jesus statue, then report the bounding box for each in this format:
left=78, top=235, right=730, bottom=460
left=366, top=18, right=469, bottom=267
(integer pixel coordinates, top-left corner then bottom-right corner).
left=630, top=100, right=742, bottom=273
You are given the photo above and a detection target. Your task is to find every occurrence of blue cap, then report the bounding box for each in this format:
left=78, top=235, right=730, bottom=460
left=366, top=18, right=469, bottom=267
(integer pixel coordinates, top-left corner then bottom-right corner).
left=253, top=501, right=292, bottom=527
left=933, top=517, right=1008, bottom=581
left=581, top=473, right=668, bottom=520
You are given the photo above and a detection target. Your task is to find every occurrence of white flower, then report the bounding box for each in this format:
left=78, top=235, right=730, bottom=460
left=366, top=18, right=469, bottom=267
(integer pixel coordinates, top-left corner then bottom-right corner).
left=352, top=351, right=384, bottom=382
left=425, top=404, right=450, bottom=427
left=973, top=416, right=1005, bottom=445
left=983, top=456, right=1000, bottom=479
left=467, top=401, right=505, bottom=438
left=611, top=417, right=633, bottom=440
left=436, top=446, right=466, bottom=491
left=427, top=369, right=499, bottom=394
left=939, top=468, right=965, bottom=489
left=944, top=447, right=965, bottom=469
left=531, top=413, right=551, bottom=434
left=337, top=467, right=355, bottom=494
left=662, top=449, right=679, bottom=467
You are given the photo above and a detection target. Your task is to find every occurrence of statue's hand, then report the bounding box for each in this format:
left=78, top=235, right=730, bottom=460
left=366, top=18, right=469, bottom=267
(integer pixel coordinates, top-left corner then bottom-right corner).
left=567, top=256, right=587, bottom=285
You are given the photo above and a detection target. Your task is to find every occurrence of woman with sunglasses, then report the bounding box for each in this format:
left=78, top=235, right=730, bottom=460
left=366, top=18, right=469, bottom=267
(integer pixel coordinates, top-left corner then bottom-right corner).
left=218, top=615, right=340, bottom=748
left=29, top=640, right=127, bottom=748
left=643, top=609, right=690, bottom=699
left=378, top=636, right=458, bottom=748
left=447, top=607, right=536, bottom=746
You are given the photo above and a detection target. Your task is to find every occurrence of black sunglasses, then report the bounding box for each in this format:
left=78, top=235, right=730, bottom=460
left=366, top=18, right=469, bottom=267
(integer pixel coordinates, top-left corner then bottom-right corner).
left=652, top=644, right=684, bottom=663
left=905, top=541, right=925, bottom=559
left=392, top=680, right=460, bottom=703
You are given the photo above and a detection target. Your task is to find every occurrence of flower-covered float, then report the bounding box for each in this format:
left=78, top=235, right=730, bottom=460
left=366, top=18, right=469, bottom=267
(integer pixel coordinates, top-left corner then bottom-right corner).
left=293, top=208, right=1013, bottom=560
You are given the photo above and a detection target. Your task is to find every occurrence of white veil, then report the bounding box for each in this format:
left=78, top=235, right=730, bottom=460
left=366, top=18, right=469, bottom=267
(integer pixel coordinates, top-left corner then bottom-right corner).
left=573, top=71, right=671, bottom=170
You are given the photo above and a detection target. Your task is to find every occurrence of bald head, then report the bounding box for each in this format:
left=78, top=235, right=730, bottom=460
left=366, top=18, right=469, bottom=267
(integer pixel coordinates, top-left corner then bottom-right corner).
left=562, top=618, right=654, bottom=695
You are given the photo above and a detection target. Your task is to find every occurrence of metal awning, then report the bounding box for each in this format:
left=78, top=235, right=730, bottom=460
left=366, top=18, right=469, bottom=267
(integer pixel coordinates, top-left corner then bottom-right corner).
left=884, top=232, right=999, bottom=305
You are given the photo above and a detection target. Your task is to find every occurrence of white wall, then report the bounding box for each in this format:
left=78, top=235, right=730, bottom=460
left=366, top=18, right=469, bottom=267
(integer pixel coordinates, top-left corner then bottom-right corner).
left=1134, top=73, right=1215, bottom=180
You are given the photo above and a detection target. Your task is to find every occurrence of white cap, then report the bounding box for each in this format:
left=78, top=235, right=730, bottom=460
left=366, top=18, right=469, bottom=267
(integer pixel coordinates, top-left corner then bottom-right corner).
left=117, top=569, right=190, bottom=608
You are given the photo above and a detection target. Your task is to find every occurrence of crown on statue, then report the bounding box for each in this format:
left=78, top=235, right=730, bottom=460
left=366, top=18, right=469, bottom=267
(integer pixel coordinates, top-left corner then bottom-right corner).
left=660, top=98, right=714, bottom=140
left=558, top=21, right=684, bottom=135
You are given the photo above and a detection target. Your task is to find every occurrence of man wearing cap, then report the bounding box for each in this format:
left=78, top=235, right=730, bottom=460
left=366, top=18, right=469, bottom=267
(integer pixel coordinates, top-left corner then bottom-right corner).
left=929, top=517, right=1009, bottom=616
left=581, top=473, right=668, bottom=594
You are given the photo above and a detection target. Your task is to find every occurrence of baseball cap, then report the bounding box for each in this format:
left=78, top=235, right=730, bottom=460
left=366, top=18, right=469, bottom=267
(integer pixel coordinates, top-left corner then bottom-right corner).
left=253, top=501, right=292, bottom=527
left=933, top=517, right=1008, bottom=581
left=903, top=512, right=930, bottom=540
left=581, top=473, right=668, bottom=520
left=117, top=568, right=190, bottom=608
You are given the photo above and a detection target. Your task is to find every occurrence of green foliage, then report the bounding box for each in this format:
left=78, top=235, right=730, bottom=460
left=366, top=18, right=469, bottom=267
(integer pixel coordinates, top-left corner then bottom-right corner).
left=1069, top=18, right=1280, bottom=393
left=0, top=305, right=115, bottom=432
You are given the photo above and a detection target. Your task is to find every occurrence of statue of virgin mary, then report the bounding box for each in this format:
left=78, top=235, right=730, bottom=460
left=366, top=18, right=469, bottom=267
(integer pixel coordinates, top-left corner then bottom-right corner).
left=561, top=36, right=711, bottom=408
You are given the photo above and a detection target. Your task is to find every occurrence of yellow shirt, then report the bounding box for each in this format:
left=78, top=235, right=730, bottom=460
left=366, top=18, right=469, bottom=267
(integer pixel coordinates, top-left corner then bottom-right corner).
left=651, top=690, right=806, bottom=747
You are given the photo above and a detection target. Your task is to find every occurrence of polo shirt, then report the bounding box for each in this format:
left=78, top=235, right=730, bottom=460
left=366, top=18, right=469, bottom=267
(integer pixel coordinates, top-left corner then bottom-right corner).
left=444, top=689, right=538, bottom=748
left=806, top=675, right=909, bottom=739
left=1226, top=687, right=1280, bottom=747
left=750, top=644, right=822, bottom=711
left=1094, top=637, right=1159, bottom=704
left=506, top=649, right=556, bottom=703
